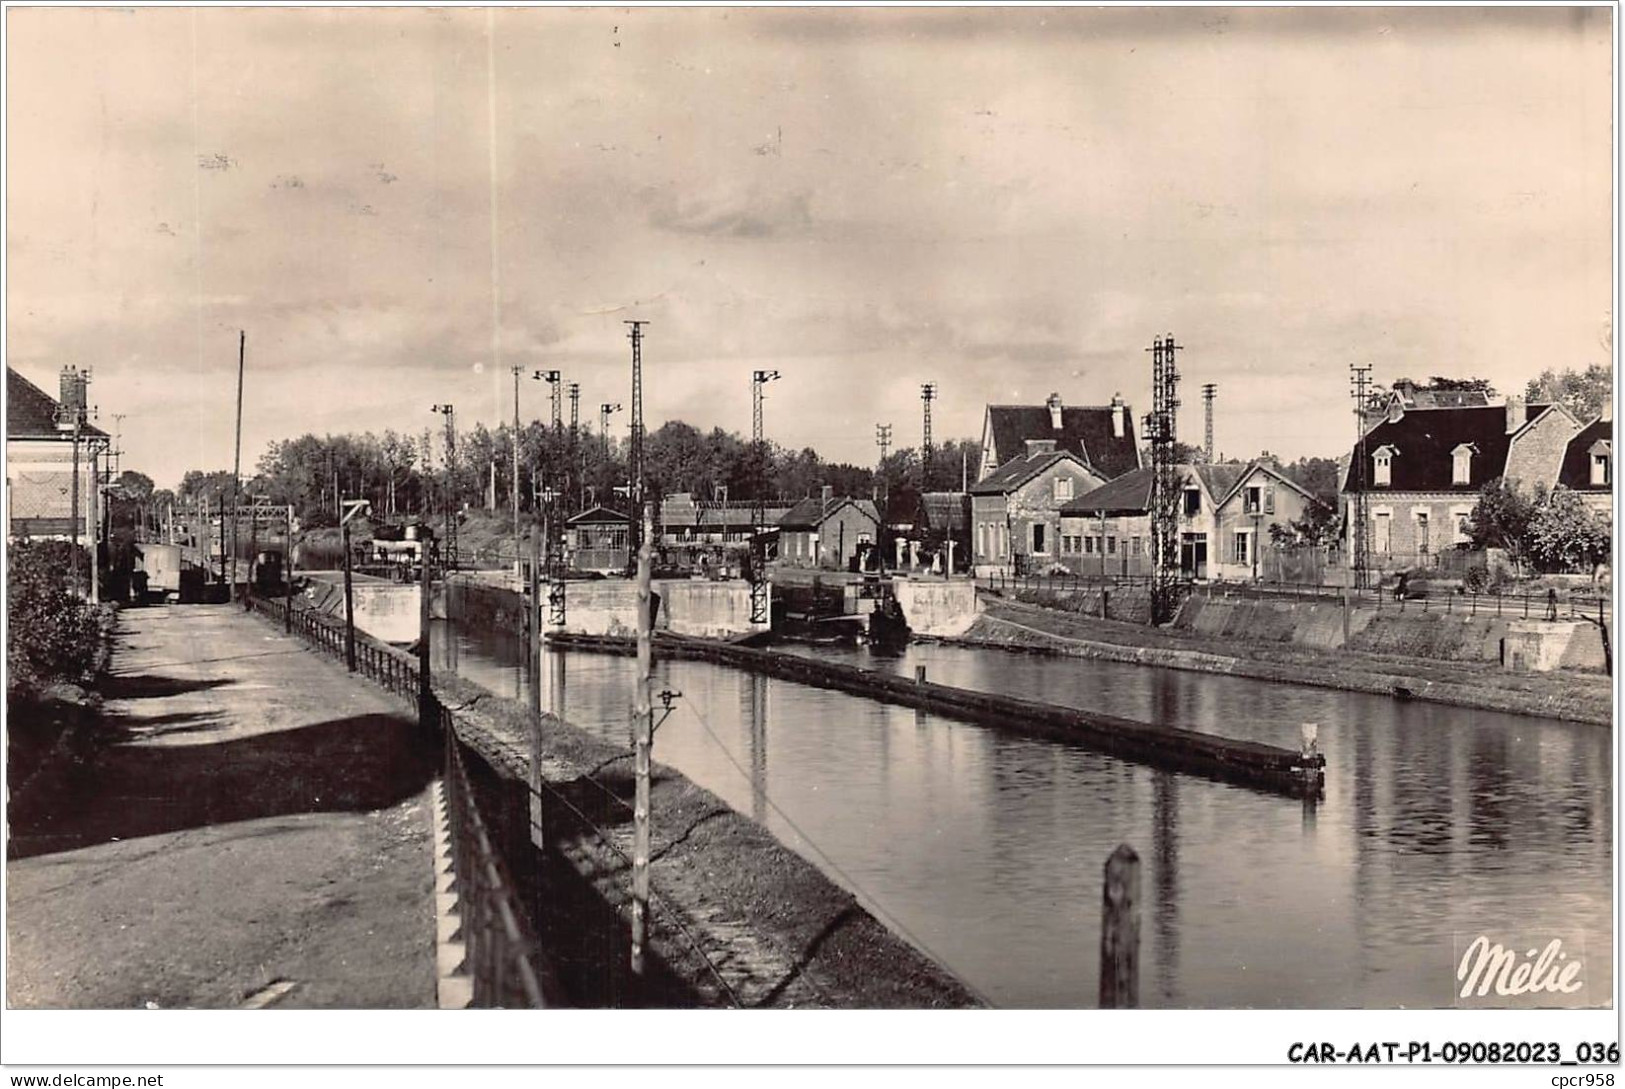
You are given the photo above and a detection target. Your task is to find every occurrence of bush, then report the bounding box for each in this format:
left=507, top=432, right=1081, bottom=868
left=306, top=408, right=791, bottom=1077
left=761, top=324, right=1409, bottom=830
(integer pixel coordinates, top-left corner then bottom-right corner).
left=7, top=540, right=105, bottom=698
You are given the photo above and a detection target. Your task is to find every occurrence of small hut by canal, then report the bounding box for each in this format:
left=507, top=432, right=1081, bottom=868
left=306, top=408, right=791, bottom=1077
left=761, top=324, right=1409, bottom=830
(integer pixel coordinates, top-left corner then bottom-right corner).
left=567, top=506, right=630, bottom=574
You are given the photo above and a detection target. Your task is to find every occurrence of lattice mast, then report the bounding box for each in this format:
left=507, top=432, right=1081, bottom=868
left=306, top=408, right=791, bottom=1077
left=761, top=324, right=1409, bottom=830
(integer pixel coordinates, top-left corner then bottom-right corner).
left=920, top=383, right=938, bottom=491
left=1202, top=383, right=1217, bottom=464
left=1349, top=363, right=1373, bottom=590
left=568, top=381, right=581, bottom=512
left=432, top=403, right=458, bottom=569
left=874, top=422, right=892, bottom=505
left=749, top=369, right=781, bottom=624
left=1146, top=334, right=1182, bottom=625
left=625, top=321, right=648, bottom=558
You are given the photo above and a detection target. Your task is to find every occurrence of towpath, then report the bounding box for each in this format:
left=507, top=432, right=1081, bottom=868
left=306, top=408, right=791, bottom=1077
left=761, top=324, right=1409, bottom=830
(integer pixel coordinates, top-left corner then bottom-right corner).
left=6, top=603, right=437, bottom=1009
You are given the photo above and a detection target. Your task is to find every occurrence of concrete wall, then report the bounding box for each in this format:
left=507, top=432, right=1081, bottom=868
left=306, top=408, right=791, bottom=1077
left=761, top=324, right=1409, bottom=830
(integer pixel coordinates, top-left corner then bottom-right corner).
left=891, top=578, right=980, bottom=637
left=304, top=575, right=423, bottom=644
left=447, top=574, right=766, bottom=639
left=1174, top=594, right=1608, bottom=670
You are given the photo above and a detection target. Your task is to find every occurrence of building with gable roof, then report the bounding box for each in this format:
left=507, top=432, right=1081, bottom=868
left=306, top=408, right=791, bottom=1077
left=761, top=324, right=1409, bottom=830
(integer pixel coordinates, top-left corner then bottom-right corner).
left=776, top=487, right=881, bottom=570
left=1556, top=406, right=1613, bottom=517
left=977, top=391, right=1141, bottom=483
left=1057, top=461, right=1249, bottom=579
left=7, top=366, right=109, bottom=541
left=1341, top=398, right=1586, bottom=568
left=970, top=444, right=1112, bottom=574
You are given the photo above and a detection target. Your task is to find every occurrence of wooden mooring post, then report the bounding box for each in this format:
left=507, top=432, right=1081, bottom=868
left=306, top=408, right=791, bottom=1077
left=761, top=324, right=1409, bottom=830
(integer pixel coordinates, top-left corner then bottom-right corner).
left=630, top=503, right=655, bottom=977
left=1099, top=843, right=1141, bottom=1008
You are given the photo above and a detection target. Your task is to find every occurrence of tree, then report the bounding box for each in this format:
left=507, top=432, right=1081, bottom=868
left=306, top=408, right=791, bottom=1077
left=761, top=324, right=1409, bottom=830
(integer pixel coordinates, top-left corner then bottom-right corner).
left=1466, top=477, right=1537, bottom=571
left=114, top=470, right=155, bottom=504
left=1527, top=486, right=1611, bottom=574
left=1526, top=364, right=1612, bottom=420
left=1277, top=456, right=1342, bottom=507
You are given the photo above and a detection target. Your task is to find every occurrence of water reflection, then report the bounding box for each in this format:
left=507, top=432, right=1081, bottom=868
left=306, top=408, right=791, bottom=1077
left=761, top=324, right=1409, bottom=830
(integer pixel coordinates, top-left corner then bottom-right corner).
left=431, top=620, right=1612, bottom=1009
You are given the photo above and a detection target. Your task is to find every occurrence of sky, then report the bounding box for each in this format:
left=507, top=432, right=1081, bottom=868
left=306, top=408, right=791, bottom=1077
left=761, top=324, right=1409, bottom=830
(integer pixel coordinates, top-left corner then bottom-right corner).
left=6, top=6, right=1614, bottom=490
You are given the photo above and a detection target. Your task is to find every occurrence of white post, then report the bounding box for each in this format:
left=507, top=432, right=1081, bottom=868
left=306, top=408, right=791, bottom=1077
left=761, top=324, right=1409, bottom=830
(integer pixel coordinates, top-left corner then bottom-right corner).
left=630, top=502, right=654, bottom=977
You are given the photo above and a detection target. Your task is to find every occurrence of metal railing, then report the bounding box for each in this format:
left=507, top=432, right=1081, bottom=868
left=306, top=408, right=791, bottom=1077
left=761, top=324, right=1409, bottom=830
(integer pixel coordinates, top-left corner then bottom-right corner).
left=442, top=723, right=549, bottom=1008
left=249, top=590, right=550, bottom=1007
left=972, top=572, right=1608, bottom=626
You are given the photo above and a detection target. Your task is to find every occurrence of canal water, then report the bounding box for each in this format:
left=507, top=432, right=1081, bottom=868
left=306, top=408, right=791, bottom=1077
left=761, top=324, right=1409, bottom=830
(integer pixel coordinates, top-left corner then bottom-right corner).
left=433, top=620, right=1613, bottom=1009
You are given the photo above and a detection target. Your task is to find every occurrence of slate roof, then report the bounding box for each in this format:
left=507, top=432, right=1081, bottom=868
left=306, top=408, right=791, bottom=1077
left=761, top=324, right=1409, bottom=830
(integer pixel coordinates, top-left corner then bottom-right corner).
left=1345, top=404, right=1553, bottom=494
left=919, top=491, right=971, bottom=532
left=1558, top=418, right=1613, bottom=492
left=1212, top=460, right=1324, bottom=510
left=1192, top=463, right=1245, bottom=505
left=660, top=495, right=792, bottom=527
left=969, top=449, right=1090, bottom=496
left=985, top=404, right=1140, bottom=481
left=7, top=367, right=108, bottom=441
left=567, top=505, right=630, bottom=525
left=778, top=495, right=881, bottom=530
left=1061, top=467, right=1151, bottom=517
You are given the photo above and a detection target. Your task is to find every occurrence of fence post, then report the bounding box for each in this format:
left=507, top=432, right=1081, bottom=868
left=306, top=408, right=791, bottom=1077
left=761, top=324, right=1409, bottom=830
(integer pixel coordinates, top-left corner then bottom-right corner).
left=1099, top=843, right=1141, bottom=1008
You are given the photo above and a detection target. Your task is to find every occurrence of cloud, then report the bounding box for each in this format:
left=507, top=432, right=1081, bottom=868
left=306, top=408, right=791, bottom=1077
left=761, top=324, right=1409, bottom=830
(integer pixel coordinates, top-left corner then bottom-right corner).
left=646, top=184, right=813, bottom=238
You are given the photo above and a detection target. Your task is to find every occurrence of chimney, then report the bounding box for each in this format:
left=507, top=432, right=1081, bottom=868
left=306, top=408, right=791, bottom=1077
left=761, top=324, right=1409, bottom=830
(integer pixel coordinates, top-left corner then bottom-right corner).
left=1505, top=397, right=1526, bottom=434
left=820, top=484, right=833, bottom=512
left=1046, top=392, right=1063, bottom=431
left=1111, top=392, right=1126, bottom=440
left=1024, top=438, right=1057, bottom=459
left=1387, top=398, right=1404, bottom=425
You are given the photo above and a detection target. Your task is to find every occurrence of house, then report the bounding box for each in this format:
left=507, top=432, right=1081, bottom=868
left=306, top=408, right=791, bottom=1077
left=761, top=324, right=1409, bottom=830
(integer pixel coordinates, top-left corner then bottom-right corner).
left=1209, top=461, right=1328, bottom=580
left=6, top=366, right=108, bottom=540
left=1556, top=404, right=1613, bottom=518
left=566, top=506, right=630, bottom=574
left=658, top=492, right=791, bottom=547
left=970, top=445, right=1112, bottom=574
left=1057, top=462, right=1245, bottom=579
left=777, top=487, right=881, bottom=570
left=1341, top=398, right=1585, bottom=567
left=916, top=491, right=972, bottom=572
left=1361, top=380, right=1494, bottom=431
left=977, top=392, right=1141, bottom=483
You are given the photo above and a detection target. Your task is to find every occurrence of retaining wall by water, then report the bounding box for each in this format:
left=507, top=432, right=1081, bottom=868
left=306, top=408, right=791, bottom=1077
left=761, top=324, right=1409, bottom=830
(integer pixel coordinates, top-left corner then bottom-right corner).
left=448, top=575, right=766, bottom=639
left=1176, top=596, right=1607, bottom=671
left=303, top=575, right=422, bottom=644
left=890, top=578, right=981, bottom=637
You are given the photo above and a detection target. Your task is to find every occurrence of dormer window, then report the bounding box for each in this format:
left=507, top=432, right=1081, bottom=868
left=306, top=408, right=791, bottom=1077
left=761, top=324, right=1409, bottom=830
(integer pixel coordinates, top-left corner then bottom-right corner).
left=1590, top=439, right=1612, bottom=486
left=1451, top=443, right=1477, bottom=486
left=1372, top=445, right=1397, bottom=487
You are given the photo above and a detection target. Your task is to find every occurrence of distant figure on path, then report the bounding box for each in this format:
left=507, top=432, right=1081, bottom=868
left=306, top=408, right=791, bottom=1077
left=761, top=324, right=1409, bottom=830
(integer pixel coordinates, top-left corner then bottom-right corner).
left=1546, top=587, right=1559, bottom=621
left=1394, top=572, right=1408, bottom=601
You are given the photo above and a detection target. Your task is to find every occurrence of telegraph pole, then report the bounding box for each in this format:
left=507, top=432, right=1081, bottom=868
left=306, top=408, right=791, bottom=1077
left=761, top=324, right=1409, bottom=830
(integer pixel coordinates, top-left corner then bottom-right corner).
left=511, top=365, right=523, bottom=575
left=534, top=369, right=562, bottom=565
left=1202, top=383, right=1217, bottom=464
left=630, top=501, right=655, bottom=977
left=1146, top=334, right=1183, bottom=625
left=1349, top=363, right=1373, bottom=590
left=920, top=383, right=938, bottom=492
left=433, top=404, right=458, bottom=570
left=599, top=402, right=622, bottom=465
left=230, top=331, right=246, bottom=598
left=625, top=321, right=649, bottom=557
left=750, top=370, right=781, bottom=624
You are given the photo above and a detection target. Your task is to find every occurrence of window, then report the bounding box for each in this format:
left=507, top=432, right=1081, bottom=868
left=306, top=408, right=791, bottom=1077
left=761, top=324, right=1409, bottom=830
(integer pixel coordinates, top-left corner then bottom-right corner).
left=1183, top=488, right=1201, bottom=516
left=1054, top=476, right=1074, bottom=502
left=1451, top=444, right=1475, bottom=486
left=1032, top=523, right=1047, bottom=554
left=1373, top=449, right=1393, bottom=487
left=1244, top=486, right=1262, bottom=515
left=1374, top=511, right=1392, bottom=553
left=1593, top=453, right=1611, bottom=487
left=1416, top=512, right=1430, bottom=554
left=1132, top=536, right=1143, bottom=556
left=1084, top=535, right=1095, bottom=555
left=1452, top=508, right=1473, bottom=544
left=1232, top=531, right=1250, bottom=565
left=1107, top=536, right=1117, bottom=555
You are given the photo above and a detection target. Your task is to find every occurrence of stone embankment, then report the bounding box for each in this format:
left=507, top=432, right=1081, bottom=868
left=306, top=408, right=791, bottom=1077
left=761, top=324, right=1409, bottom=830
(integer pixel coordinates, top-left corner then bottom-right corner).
left=948, top=598, right=1611, bottom=726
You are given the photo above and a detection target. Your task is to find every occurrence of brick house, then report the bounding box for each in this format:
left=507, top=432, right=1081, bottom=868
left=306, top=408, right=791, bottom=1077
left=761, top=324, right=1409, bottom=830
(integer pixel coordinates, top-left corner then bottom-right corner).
left=6, top=366, right=108, bottom=540
left=1341, top=399, right=1585, bottom=569
left=777, top=488, right=881, bottom=570
left=1057, top=462, right=1244, bottom=579
left=972, top=445, right=1113, bottom=574
left=976, top=392, right=1141, bottom=483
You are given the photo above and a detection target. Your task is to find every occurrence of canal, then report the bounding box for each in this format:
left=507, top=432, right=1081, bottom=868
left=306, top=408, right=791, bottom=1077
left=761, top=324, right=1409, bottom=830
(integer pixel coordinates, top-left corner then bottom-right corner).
left=434, top=619, right=1613, bottom=1009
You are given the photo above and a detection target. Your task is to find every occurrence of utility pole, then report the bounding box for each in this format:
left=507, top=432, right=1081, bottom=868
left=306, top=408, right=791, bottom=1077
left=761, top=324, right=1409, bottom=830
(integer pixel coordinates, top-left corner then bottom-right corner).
left=630, top=501, right=654, bottom=977
left=1146, top=334, right=1183, bottom=625
left=874, top=422, right=892, bottom=506
left=1202, top=383, right=1217, bottom=464
left=920, top=383, right=938, bottom=492
left=625, top=321, right=649, bottom=559
left=56, top=368, right=91, bottom=598
left=110, top=414, right=126, bottom=479
left=750, top=370, right=781, bottom=624
left=433, top=404, right=458, bottom=570
left=535, top=370, right=563, bottom=564
left=568, top=381, right=581, bottom=512
left=511, top=365, right=523, bottom=576
left=599, top=402, right=621, bottom=464
left=231, top=331, right=246, bottom=598
left=1349, top=363, right=1373, bottom=591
